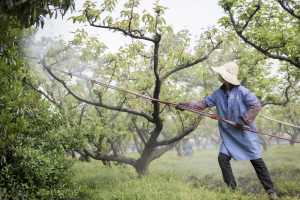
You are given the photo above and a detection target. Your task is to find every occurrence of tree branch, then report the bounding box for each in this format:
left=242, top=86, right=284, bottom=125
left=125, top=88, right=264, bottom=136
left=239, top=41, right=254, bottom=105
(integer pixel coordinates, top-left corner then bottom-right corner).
left=148, top=34, right=163, bottom=143
left=132, top=134, right=144, bottom=155
left=226, top=6, right=300, bottom=69
left=277, top=0, right=300, bottom=20
left=131, top=117, right=147, bottom=145
left=262, top=68, right=292, bottom=106
left=107, top=138, right=122, bottom=156
left=128, top=2, right=134, bottom=31
left=41, top=61, right=154, bottom=122
left=156, top=119, right=200, bottom=146
left=83, top=148, right=136, bottom=166
left=23, top=79, right=62, bottom=109
left=241, top=3, right=261, bottom=31
left=78, top=104, right=87, bottom=126
left=161, top=41, right=222, bottom=80
left=85, top=10, right=155, bottom=43
left=150, top=143, right=176, bottom=161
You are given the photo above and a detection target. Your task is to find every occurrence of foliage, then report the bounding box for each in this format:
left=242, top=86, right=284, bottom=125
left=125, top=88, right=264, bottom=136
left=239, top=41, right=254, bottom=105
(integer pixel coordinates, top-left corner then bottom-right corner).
left=219, top=0, right=300, bottom=69
left=28, top=0, right=222, bottom=175
left=0, top=0, right=75, bottom=27
left=24, top=0, right=299, bottom=179
left=0, top=14, right=77, bottom=200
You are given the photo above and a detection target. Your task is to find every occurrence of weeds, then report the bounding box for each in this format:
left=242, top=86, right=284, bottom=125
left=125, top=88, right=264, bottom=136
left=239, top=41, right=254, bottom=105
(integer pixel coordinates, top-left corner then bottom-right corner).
left=72, top=145, right=300, bottom=200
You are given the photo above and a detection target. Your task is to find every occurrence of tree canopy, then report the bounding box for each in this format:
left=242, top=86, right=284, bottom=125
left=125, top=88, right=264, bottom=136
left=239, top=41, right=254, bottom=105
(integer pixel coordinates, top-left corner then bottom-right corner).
left=0, top=0, right=75, bottom=27
left=219, top=0, right=300, bottom=69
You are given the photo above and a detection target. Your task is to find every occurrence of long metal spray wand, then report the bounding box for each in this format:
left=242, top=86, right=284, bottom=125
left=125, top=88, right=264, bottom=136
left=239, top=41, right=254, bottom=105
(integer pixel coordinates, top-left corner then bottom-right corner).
left=52, top=68, right=300, bottom=144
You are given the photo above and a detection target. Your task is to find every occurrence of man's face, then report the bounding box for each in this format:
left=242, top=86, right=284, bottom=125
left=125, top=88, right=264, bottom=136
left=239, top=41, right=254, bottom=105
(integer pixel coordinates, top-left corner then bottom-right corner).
left=218, top=75, right=225, bottom=83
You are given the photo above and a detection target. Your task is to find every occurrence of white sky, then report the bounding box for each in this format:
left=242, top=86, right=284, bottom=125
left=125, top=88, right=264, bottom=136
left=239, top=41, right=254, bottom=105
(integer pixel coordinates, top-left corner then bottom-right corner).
left=35, top=0, right=224, bottom=52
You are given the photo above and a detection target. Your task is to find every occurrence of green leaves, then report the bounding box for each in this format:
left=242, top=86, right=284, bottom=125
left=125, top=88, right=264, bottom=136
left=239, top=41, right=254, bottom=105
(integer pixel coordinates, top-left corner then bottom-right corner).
left=101, top=0, right=118, bottom=12
left=0, top=0, right=75, bottom=28
left=220, top=0, right=300, bottom=69
left=0, top=14, right=77, bottom=200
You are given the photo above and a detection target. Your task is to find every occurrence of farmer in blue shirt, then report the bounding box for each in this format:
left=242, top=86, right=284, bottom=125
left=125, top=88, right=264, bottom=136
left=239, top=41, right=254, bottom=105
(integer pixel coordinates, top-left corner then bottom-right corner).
left=176, top=62, right=278, bottom=200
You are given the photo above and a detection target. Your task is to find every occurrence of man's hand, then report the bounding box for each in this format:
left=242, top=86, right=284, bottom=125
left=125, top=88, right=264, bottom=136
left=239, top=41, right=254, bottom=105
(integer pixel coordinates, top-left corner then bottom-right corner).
left=234, top=116, right=250, bottom=130
left=234, top=122, right=244, bottom=130
left=175, top=103, right=190, bottom=111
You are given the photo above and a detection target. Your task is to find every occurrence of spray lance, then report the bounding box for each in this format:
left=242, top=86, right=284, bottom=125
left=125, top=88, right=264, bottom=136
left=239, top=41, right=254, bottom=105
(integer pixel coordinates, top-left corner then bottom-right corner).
left=46, top=67, right=300, bottom=143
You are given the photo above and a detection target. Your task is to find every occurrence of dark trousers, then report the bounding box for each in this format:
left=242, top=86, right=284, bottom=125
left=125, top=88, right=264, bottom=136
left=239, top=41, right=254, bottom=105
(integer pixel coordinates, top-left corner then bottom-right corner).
left=218, top=153, right=275, bottom=193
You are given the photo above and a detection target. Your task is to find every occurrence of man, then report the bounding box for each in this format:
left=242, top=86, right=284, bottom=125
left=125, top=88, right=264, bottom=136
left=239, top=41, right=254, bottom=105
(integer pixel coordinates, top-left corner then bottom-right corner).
left=176, top=62, right=278, bottom=199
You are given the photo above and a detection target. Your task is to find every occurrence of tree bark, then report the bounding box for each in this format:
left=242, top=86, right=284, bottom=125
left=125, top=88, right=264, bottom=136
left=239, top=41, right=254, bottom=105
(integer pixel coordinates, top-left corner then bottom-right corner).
left=289, top=129, right=299, bottom=146
left=134, top=146, right=155, bottom=175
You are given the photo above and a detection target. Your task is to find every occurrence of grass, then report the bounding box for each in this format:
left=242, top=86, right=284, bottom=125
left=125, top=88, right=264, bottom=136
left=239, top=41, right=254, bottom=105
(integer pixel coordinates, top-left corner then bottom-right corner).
left=71, top=144, right=300, bottom=200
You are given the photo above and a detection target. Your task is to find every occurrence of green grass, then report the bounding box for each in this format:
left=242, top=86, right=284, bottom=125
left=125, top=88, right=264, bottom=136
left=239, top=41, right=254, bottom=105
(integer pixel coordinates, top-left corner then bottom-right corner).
left=72, top=145, right=300, bottom=200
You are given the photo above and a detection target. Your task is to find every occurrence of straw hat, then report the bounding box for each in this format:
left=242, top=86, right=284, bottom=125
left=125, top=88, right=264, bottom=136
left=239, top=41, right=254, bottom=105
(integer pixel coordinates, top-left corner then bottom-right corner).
left=212, top=62, right=241, bottom=85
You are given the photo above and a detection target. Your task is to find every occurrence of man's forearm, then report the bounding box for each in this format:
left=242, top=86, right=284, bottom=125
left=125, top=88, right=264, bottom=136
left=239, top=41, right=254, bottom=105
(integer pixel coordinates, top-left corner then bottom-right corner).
left=242, top=103, right=262, bottom=125
left=187, top=100, right=207, bottom=110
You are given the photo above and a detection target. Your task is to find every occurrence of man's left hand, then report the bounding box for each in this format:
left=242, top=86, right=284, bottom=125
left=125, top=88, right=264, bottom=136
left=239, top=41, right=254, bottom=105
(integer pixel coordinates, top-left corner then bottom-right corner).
left=234, top=116, right=247, bottom=130
left=234, top=122, right=244, bottom=130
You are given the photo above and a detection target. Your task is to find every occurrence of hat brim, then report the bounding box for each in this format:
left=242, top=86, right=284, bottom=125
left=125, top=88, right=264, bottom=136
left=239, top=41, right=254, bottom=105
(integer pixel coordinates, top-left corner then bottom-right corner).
left=212, top=67, right=240, bottom=85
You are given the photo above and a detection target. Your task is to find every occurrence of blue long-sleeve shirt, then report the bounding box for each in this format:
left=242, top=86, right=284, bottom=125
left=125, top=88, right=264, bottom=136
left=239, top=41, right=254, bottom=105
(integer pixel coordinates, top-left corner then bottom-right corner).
left=191, top=85, right=262, bottom=160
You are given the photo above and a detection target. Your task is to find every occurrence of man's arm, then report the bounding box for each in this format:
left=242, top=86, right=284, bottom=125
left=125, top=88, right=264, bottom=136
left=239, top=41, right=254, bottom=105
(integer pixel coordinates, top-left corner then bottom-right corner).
left=176, top=93, right=216, bottom=111
left=241, top=90, right=262, bottom=125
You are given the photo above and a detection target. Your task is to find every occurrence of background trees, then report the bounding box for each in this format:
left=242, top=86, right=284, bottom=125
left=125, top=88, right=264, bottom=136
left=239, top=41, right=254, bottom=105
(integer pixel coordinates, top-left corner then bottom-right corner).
left=29, top=0, right=222, bottom=175
left=219, top=0, right=300, bottom=69
left=1, top=2, right=299, bottom=199
left=23, top=0, right=299, bottom=176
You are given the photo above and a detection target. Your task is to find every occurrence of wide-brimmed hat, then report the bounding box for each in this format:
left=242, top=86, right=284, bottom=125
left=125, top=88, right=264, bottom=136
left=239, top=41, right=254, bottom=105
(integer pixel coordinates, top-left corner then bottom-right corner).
left=212, top=62, right=240, bottom=85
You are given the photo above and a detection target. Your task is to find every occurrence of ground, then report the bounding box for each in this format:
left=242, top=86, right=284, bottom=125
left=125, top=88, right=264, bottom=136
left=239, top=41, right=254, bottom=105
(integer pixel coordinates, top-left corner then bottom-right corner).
left=72, top=145, right=300, bottom=200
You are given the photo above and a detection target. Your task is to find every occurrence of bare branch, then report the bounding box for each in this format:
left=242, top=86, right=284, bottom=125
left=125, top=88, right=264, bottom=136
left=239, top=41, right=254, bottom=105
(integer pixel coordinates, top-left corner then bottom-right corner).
left=132, top=134, right=144, bottom=155
left=85, top=10, right=155, bottom=43
left=131, top=118, right=147, bottom=145
left=41, top=61, right=154, bottom=122
left=150, top=143, right=176, bottom=160
left=83, top=148, right=136, bottom=166
left=161, top=41, right=222, bottom=80
left=23, top=79, right=62, bottom=109
left=156, top=119, right=200, bottom=146
left=107, top=138, right=122, bottom=156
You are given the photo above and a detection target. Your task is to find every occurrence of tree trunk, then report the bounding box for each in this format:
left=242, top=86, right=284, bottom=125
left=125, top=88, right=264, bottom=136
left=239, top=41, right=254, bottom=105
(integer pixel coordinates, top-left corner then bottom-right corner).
left=135, top=159, right=150, bottom=176
left=134, top=146, right=154, bottom=176
left=289, top=134, right=298, bottom=146
left=289, top=129, right=299, bottom=146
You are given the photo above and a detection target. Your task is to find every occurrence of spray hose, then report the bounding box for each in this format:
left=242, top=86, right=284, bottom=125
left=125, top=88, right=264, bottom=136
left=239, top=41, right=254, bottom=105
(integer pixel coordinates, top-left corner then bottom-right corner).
left=48, top=68, right=300, bottom=144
